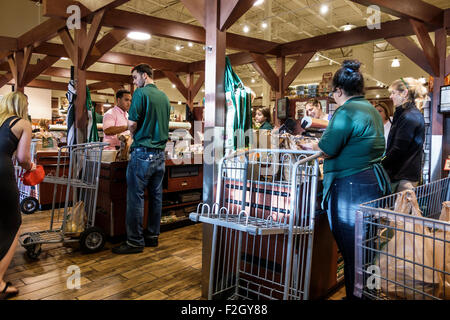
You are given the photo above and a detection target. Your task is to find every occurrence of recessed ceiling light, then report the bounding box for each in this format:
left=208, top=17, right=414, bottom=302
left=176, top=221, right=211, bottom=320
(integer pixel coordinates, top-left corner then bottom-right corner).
left=178, top=101, right=182, bottom=105
left=253, top=0, right=264, bottom=6
left=251, top=78, right=255, bottom=83
left=172, top=84, right=176, bottom=88
left=103, top=102, right=112, bottom=107
left=188, top=42, right=193, bottom=47
left=201, top=89, right=205, bottom=93
left=320, top=4, right=329, bottom=15
left=391, top=57, right=400, bottom=68
left=243, top=25, right=250, bottom=33
left=60, top=57, right=69, bottom=60
left=127, top=31, right=151, bottom=41
left=175, top=45, right=181, bottom=51
left=261, top=21, right=268, bottom=29
left=376, top=94, right=380, bottom=98
left=340, top=23, right=355, bottom=31
left=315, top=55, right=320, bottom=61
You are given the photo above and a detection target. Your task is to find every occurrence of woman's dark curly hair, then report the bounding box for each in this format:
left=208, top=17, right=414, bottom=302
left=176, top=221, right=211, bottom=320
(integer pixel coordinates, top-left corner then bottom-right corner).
left=332, top=59, right=365, bottom=97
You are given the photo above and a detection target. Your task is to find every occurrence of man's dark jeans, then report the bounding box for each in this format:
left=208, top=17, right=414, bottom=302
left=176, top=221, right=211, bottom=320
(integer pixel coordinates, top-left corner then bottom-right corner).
left=327, top=168, right=383, bottom=299
left=126, top=148, right=165, bottom=247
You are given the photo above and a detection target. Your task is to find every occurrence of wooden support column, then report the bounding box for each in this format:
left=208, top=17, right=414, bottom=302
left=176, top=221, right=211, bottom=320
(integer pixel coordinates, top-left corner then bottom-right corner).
left=275, top=56, right=285, bottom=127
left=430, top=28, right=446, bottom=181
left=202, top=0, right=226, bottom=300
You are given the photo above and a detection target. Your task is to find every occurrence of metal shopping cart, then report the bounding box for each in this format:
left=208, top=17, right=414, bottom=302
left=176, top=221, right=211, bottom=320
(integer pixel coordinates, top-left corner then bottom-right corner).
left=14, top=139, right=40, bottom=214
left=355, top=177, right=450, bottom=300
left=19, top=142, right=108, bottom=259
left=190, top=149, right=323, bottom=300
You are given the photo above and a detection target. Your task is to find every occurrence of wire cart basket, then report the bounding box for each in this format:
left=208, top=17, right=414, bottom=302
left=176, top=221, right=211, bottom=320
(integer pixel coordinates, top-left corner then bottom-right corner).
left=355, top=176, right=450, bottom=300
left=14, top=139, right=40, bottom=214
left=19, top=142, right=108, bottom=259
left=190, top=149, right=322, bottom=300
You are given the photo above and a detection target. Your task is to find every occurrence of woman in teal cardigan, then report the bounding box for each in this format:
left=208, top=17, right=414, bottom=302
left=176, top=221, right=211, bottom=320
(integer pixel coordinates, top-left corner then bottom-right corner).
left=301, top=60, right=390, bottom=299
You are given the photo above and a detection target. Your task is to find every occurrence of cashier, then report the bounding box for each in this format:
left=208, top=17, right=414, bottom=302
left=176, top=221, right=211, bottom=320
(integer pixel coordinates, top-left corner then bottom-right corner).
left=305, top=98, right=329, bottom=121
left=102, top=89, right=131, bottom=150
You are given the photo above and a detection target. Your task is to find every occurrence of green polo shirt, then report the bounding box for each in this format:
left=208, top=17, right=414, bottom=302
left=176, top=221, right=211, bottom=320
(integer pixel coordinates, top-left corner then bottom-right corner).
left=128, top=84, right=171, bottom=150
left=318, top=96, right=385, bottom=207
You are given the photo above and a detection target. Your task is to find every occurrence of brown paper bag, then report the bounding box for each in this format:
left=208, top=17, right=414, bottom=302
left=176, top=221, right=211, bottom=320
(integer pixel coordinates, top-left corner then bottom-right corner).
left=434, top=202, right=450, bottom=299
left=64, top=201, right=86, bottom=234
left=379, top=190, right=442, bottom=299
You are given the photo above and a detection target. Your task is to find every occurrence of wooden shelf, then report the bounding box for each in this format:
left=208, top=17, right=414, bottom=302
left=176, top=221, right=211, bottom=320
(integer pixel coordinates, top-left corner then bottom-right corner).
left=162, top=201, right=200, bottom=210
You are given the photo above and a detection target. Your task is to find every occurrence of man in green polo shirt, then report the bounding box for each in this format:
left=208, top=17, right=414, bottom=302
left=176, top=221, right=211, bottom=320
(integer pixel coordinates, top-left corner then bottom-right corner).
left=112, top=64, right=170, bottom=254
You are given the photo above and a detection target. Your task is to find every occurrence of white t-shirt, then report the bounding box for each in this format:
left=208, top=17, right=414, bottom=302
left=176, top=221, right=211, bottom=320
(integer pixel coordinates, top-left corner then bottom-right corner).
left=384, top=119, right=392, bottom=146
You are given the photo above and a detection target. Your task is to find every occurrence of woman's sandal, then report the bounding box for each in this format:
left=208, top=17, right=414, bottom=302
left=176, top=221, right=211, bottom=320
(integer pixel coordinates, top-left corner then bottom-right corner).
left=0, top=281, right=19, bottom=300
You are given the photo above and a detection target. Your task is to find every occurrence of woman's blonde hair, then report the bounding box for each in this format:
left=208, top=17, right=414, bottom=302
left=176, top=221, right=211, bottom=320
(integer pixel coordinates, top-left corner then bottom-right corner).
left=0, top=91, right=29, bottom=127
left=389, top=77, right=428, bottom=110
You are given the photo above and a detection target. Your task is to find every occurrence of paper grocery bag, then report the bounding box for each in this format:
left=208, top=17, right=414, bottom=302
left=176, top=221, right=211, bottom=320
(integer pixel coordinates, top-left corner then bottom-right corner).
left=434, top=202, right=450, bottom=299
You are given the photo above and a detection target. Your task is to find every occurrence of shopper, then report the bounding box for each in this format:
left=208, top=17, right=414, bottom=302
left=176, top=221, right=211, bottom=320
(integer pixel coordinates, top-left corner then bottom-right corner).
left=103, top=89, right=132, bottom=150
left=382, top=77, right=427, bottom=192
left=300, top=60, right=390, bottom=299
left=0, top=92, right=35, bottom=299
left=112, top=64, right=170, bottom=254
left=374, top=102, right=392, bottom=144
left=254, top=106, right=273, bottom=130
left=305, top=98, right=329, bottom=121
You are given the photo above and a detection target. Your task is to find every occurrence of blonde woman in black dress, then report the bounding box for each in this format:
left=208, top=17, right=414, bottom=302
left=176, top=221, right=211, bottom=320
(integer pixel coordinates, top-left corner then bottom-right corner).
left=0, top=92, right=35, bottom=299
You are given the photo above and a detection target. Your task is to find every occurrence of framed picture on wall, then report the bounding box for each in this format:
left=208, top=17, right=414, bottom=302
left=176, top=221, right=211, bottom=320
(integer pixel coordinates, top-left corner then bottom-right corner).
left=439, top=85, right=450, bottom=113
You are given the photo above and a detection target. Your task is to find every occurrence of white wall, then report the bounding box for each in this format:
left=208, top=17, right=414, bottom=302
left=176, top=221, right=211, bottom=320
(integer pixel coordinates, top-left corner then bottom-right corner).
left=0, top=86, right=52, bottom=120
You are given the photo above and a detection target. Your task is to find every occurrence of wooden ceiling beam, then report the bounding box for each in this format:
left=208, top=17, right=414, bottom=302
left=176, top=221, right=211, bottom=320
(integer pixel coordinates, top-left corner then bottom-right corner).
left=24, top=56, right=60, bottom=86
left=386, top=37, right=434, bottom=76
left=409, top=19, right=440, bottom=77
left=283, top=52, right=315, bottom=91
left=279, top=18, right=439, bottom=56
left=163, top=71, right=188, bottom=100
left=191, top=71, right=205, bottom=99
left=0, top=36, right=18, bottom=52
left=250, top=53, right=279, bottom=92
left=81, top=9, right=107, bottom=69
left=179, top=0, right=205, bottom=28
left=84, top=28, right=128, bottom=69
left=350, top=0, right=443, bottom=27
left=0, top=73, right=13, bottom=88
left=220, top=0, right=255, bottom=31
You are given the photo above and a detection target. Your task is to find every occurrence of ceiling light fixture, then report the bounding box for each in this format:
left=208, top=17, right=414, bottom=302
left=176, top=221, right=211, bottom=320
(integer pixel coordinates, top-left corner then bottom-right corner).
left=320, top=4, right=329, bottom=15
left=178, top=101, right=182, bottom=105
left=251, top=78, right=255, bottom=83
left=253, top=0, right=264, bottom=6
left=391, top=57, right=400, bottom=67
left=175, top=44, right=184, bottom=51
left=172, top=84, right=176, bottom=88
left=340, top=23, right=355, bottom=31
left=315, top=55, right=320, bottom=61
left=60, top=57, right=69, bottom=61
left=127, top=31, right=151, bottom=41
left=419, top=76, right=426, bottom=84
left=376, top=94, right=380, bottom=98
left=261, top=21, right=268, bottom=29
left=188, top=42, right=193, bottom=47
left=243, top=25, right=250, bottom=33
left=103, top=100, right=112, bottom=107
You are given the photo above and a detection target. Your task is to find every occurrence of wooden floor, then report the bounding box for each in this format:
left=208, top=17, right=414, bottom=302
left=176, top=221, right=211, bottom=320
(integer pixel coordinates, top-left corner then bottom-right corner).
left=6, top=209, right=345, bottom=300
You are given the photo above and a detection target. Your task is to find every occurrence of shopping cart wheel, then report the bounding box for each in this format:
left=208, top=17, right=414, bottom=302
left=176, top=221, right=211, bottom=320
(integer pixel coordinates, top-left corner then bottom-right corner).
left=80, top=227, right=106, bottom=253
left=23, top=236, right=42, bottom=260
left=20, top=197, right=39, bottom=215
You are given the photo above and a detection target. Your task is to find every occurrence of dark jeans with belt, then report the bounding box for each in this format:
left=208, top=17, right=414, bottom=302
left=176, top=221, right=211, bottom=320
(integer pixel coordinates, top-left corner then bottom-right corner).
left=126, top=147, right=165, bottom=247
left=327, top=168, right=383, bottom=299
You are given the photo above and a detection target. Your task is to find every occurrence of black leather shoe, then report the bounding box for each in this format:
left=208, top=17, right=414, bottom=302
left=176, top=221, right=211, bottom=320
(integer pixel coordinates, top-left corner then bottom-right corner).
left=144, top=237, right=158, bottom=247
left=112, top=242, right=144, bottom=254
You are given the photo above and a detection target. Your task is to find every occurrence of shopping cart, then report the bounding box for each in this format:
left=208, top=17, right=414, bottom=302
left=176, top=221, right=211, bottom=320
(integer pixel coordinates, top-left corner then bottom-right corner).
left=19, top=142, right=108, bottom=259
left=14, top=139, right=40, bottom=214
left=355, top=177, right=450, bottom=300
left=190, top=149, right=323, bottom=300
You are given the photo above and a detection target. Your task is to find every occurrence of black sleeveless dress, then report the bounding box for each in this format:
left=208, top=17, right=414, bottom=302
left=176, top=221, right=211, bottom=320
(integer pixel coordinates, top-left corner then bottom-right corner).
left=0, top=116, right=22, bottom=261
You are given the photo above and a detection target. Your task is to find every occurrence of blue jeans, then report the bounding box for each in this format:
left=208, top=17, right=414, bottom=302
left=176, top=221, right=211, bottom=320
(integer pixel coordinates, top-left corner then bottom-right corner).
left=327, top=168, right=383, bottom=299
left=126, top=149, right=165, bottom=247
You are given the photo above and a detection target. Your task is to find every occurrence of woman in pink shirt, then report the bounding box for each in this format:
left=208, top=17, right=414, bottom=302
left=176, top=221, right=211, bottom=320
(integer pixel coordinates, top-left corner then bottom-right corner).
left=103, top=89, right=132, bottom=150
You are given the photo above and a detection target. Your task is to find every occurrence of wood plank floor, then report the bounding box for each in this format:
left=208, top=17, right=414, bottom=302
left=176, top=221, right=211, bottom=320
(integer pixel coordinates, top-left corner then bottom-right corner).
left=6, top=209, right=345, bottom=300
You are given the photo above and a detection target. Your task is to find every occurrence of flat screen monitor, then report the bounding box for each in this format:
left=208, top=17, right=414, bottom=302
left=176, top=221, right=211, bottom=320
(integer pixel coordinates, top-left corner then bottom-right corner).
left=277, top=97, right=289, bottom=120
left=440, top=85, right=450, bottom=113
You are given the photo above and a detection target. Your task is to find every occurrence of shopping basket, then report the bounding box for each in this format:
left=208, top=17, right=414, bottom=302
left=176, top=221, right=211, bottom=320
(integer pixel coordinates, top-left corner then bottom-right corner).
left=14, top=139, right=40, bottom=214
left=355, top=177, right=450, bottom=300
left=190, top=149, right=322, bottom=300
left=19, top=142, right=108, bottom=259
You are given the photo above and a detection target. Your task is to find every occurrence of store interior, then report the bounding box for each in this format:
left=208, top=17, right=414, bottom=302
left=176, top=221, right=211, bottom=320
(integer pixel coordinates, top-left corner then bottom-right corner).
left=0, top=0, right=449, bottom=301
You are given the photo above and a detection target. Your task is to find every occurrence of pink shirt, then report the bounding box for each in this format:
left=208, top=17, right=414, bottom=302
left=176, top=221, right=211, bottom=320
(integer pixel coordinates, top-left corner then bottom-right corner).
left=103, top=106, right=129, bottom=150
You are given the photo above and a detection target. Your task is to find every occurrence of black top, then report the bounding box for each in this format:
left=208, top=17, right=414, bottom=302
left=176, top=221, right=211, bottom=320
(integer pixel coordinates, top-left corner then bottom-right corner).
left=0, top=116, right=20, bottom=158
left=382, top=102, right=425, bottom=182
